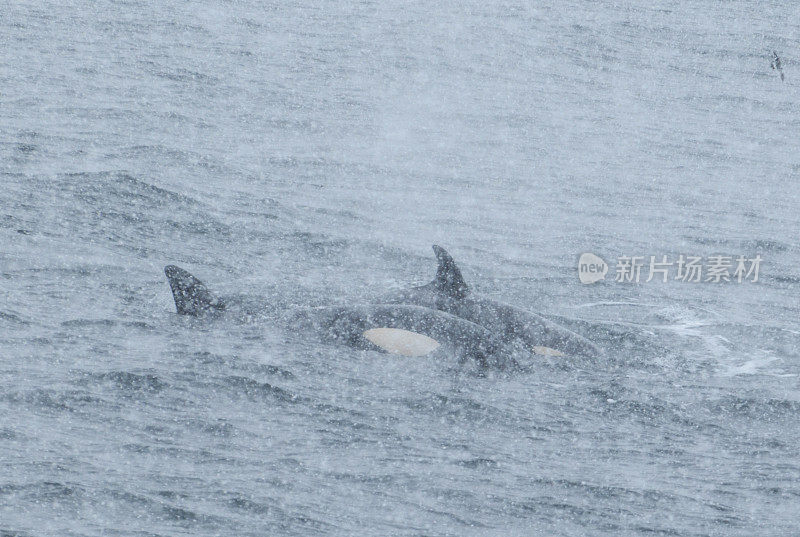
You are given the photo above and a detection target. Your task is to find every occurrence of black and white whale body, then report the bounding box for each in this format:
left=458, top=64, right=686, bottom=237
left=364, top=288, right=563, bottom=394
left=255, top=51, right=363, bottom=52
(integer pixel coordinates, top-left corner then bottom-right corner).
left=374, top=246, right=603, bottom=358
left=163, top=265, right=514, bottom=367
left=286, top=304, right=511, bottom=367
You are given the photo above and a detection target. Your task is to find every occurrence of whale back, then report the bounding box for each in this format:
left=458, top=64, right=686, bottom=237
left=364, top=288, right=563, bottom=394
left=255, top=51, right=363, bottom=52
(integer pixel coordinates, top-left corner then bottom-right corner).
left=426, top=247, right=603, bottom=357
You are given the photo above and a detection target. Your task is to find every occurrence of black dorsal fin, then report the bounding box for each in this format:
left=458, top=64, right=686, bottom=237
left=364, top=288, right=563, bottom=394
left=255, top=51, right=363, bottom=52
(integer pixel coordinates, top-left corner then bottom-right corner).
left=431, top=245, right=469, bottom=299
left=164, top=265, right=226, bottom=316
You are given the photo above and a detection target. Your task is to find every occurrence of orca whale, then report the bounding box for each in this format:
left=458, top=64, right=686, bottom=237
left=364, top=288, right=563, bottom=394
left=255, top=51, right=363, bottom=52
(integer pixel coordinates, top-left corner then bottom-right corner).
left=374, top=246, right=603, bottom=357
left=163, top=265, right=514, bottom=368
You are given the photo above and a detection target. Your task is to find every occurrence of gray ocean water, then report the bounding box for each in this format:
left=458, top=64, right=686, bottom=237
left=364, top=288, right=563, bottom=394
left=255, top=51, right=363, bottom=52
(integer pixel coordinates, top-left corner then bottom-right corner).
left=3, top=1, right=800, bottom=535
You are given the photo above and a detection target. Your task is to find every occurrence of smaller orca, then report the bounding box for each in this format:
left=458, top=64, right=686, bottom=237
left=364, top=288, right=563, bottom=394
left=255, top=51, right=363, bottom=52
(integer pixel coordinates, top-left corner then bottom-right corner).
left=163, top=266, right=516, bottom=368
left=374, top=246, right=603, bottom=357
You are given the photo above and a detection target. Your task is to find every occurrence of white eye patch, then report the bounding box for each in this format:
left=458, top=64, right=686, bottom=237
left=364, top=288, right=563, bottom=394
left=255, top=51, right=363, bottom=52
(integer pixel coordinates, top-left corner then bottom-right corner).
left=362, top=328, right=441, bottom=357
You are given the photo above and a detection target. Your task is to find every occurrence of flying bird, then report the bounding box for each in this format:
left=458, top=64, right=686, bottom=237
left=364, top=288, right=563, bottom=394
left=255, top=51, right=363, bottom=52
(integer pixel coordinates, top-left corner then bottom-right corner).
left=771, top=51, right=785, bottom=81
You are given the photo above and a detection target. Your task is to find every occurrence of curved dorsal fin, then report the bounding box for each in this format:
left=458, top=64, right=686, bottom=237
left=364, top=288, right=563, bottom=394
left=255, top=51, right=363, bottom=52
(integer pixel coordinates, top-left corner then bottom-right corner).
left=164, top=265, right=226, bottom=316
left=431, top=245, right=469, bottom=299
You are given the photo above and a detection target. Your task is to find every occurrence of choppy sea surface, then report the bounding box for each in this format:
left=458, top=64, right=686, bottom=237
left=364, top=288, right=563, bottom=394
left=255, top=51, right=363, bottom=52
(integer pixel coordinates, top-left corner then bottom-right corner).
left=2, top=1, right=800, bottom=535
